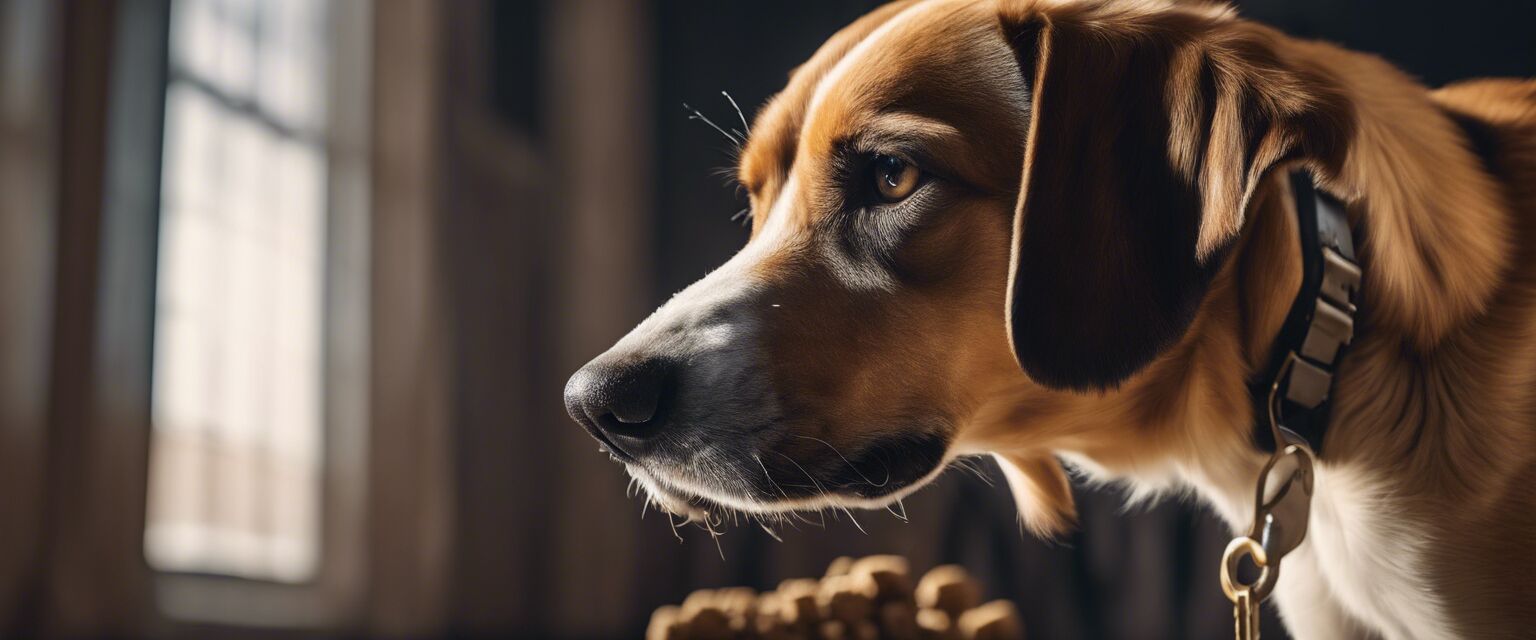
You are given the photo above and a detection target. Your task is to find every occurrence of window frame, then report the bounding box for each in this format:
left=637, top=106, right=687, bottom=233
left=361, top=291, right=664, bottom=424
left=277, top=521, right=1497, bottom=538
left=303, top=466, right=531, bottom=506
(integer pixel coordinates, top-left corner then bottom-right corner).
left=145, top=0, right=372, bottom=629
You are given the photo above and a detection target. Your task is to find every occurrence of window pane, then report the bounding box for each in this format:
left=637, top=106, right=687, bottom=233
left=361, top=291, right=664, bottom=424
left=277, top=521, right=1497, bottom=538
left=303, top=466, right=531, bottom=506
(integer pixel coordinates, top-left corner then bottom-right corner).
left=146, top=0, right=329, bottom=584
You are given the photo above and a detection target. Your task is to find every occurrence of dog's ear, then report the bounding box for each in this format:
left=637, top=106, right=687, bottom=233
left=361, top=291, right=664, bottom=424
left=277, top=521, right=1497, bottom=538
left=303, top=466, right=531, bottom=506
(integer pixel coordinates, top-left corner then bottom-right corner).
left=998, top=7, right=1351, bottom=390
left=994, top=452, right=1076, bottom=539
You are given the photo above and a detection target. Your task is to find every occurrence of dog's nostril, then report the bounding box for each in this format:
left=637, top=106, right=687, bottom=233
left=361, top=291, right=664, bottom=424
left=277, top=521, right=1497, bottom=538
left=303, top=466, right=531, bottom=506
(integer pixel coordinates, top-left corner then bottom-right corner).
left=564, top=356, right=676, bottom=456
left=606, top=383, right=662, bottom=424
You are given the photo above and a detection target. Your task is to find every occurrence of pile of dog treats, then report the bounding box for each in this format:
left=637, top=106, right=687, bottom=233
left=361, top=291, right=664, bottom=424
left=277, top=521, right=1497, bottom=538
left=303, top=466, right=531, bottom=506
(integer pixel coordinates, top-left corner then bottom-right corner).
left=648, top=555, right=1023, bottom=640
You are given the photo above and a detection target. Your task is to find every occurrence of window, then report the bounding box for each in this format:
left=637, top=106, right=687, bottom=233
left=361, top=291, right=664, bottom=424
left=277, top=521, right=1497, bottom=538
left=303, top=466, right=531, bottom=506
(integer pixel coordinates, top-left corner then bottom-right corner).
left=145, top=0, right=331, bottom=584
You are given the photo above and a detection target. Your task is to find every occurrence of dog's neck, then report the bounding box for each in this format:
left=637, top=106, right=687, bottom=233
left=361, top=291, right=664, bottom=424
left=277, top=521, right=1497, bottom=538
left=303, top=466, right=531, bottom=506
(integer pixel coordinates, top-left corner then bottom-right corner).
left=970, top=18, right=1525, bottom=639
left=974, top=30, right=1514, bottom=534
left=1214, top=35, right=1511, bottom=502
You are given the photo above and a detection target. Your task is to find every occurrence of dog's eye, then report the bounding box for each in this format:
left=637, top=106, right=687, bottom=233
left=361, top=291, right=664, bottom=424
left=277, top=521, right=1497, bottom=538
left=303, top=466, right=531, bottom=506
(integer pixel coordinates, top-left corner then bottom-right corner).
left=873, top=154, right=920, bottom=202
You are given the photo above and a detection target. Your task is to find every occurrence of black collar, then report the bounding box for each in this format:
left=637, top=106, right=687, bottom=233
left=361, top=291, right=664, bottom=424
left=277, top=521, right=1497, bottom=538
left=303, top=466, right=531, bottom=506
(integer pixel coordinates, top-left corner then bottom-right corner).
left=1248, top=171, right=1362, bottom=454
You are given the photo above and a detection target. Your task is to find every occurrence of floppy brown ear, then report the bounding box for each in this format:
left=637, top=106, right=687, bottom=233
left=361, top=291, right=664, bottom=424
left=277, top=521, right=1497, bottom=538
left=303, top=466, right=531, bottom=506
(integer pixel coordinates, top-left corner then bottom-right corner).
left=999, top=7, right=1351, bottom=390
left=994, top=452, right=1076, bottom=539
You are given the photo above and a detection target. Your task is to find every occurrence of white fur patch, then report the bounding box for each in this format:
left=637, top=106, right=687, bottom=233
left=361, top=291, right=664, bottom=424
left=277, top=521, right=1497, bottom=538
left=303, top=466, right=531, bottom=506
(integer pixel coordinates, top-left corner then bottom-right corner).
left=1054, top=452, right=1453, bottom=639
left=1295, top=465, right=1454, bottom=640
left=1174, top=461, right=1454, bottom=639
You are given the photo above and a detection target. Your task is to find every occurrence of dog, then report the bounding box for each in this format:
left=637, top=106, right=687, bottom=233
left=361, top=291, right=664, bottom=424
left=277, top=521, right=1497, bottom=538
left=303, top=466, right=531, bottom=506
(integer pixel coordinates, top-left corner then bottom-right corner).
left=564, top=0, right=1536, bottom=636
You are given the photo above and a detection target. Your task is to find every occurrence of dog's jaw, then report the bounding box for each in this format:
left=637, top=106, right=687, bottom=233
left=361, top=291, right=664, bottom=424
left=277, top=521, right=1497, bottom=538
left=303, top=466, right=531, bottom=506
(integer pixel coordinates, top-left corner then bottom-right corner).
left=627, top=448, right=961, bottom=523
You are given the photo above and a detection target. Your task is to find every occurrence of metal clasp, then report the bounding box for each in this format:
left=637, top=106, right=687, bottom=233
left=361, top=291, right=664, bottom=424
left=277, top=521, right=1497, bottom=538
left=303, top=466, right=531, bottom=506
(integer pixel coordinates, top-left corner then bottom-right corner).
left=1222, top=358, right=1320, bottom=639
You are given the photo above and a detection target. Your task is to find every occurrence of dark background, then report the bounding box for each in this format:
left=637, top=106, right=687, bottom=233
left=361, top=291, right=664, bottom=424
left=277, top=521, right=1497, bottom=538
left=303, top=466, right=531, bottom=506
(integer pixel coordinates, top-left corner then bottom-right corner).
left=2, top=0, right=1532, bottom=638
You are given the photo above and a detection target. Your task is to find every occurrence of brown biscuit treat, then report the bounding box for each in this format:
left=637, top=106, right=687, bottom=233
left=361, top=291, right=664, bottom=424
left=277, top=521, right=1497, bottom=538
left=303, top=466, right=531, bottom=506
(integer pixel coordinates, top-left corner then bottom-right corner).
left=715, top=586, right=756, bottom=612
left=777, top=579, right=821, bottom=628
left=916, top=565, right=982, bottom=617
left=755, top=592, right=783, bottom=628
left=680, top=589, right=717, bottom=617
left=825, top=555, right=856, bottom=578
left=647, top=605, right=687, bottom=640
left=957, top=600, right=1025, bottom=640
left=878, top=601, right=921, bottom=640
left=916, top=608, right=961, bottom=640
left=714, top=587, right=757, bottom=633
left=816, top=574, right=877, bottom=623
left=754, top=607, right=785, bottom=637
left=847, top=620, right=880, bottom=640
left=851, top=555, right=914, bottom=603
left=682, top=606, right=732, bottom=640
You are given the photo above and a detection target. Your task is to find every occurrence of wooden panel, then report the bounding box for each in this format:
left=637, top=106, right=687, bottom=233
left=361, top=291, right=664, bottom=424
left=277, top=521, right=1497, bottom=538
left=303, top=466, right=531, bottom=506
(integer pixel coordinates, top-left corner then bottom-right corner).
left=366, top=0, right=454, bottom=634
left=0, top=0, right=58, bottom=631
left=39, top=0, right=166, bottom=634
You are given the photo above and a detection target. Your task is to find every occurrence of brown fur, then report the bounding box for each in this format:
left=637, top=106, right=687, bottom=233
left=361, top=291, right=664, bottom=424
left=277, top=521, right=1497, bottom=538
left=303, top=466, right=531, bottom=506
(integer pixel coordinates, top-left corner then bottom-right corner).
left=725, top=0, right=1536, bottom=634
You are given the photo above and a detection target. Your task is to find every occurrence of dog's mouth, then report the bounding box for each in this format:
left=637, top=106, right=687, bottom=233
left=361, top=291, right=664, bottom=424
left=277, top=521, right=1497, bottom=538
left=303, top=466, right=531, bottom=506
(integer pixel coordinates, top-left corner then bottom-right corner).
left=576, top=416, right=638, bottom=464
left=621, top=431, right=952, bottom=528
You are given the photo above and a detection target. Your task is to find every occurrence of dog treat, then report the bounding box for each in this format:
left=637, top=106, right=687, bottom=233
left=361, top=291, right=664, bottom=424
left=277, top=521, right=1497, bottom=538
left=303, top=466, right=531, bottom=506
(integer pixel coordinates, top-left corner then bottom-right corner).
left=916, top=565, right=983, bottom=618
left=681, top=588, right=717, bottom=615
left=754, top=592, right=784, bottom=632
left=648, top=605, right=688, bottom=640
left=715, top=586, right=759, bottom=634
left=957, top=601, right=1024, bottom=640
left=825, top=555, right=857, bottom=578
left=777, top=578, right=823, bottom=629
left=653, top=556, right=1019, bottom=640
left=817, top=574, right=877, bottom=622
left=916, top=607, right=961, bottom=640
left=879, top=601, right=922, bottom=640
left=850, top=555, right=913, bottom=603
left=819, top=618, right=881, bottom=640
left=683, top=606, right=734, bottom=640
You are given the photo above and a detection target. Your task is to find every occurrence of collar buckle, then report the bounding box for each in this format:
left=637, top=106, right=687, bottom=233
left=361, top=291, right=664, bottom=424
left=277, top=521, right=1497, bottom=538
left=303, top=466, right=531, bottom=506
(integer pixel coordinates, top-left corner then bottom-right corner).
left=1285, top=246, right=1361, bottom=408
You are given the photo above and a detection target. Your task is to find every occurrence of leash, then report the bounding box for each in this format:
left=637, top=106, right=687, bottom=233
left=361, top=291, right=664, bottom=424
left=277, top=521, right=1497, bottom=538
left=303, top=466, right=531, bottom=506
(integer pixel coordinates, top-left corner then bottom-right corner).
left=1221, top=171, right=1361, bottom=640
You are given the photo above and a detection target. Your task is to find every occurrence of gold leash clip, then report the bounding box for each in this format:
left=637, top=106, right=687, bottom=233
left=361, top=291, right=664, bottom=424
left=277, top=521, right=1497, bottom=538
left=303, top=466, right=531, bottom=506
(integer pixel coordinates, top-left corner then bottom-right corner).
left=1222, top=536, right=1269, bottom=640
left=1233, top=590, right=1261, bottom=640
left=1221, top=354, right=1319, bottom=640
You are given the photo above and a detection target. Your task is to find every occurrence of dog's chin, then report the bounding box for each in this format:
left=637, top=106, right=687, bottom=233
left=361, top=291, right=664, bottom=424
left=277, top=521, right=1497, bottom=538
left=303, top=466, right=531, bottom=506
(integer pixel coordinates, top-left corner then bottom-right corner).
left=626, top=450, right=953, bottom=524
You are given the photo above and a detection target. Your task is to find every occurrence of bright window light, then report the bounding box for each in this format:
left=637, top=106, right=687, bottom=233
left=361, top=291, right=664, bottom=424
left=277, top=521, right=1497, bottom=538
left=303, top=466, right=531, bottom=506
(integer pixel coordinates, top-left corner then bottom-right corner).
left=145, top=0, right=330, bottom=584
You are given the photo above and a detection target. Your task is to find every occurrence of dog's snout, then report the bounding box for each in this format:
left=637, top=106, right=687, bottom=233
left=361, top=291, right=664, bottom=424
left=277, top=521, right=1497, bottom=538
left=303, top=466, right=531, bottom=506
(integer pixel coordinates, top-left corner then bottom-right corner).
left=564, top=357, right=675, bottom=459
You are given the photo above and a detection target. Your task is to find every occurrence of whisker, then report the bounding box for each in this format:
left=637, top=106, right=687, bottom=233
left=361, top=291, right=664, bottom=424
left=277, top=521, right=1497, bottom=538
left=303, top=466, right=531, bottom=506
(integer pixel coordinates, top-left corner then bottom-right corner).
left=774, top=451, right=830, bottom=497
left=953, top=456, right=996, bottom=487
left=790, top=434, right=889, bottom=488
left=709, top=523, right=726, bottom=561
left=789, top=510, right=821, bottom=528
left=756, top=454, right=794, bottom=501
left=667, top=513, right=686, bottom=544
left=885, top=499, right=909, bottom=522
left=722, top=90, right=751, bottom=136
left=683, top=102, right=743, bottom=148
left=773, top=451, right=833, bottom=529
left=758, top=520, right=784, bottom=542
left=840, top=506, right=868, bottom=535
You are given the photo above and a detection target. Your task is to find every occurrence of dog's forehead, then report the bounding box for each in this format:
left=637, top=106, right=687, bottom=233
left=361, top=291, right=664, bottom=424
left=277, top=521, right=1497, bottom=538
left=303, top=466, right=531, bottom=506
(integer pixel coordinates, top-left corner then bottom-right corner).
left=736, top=0, right=922, bottom=200
left=740, top=0, right=1026, bottom=219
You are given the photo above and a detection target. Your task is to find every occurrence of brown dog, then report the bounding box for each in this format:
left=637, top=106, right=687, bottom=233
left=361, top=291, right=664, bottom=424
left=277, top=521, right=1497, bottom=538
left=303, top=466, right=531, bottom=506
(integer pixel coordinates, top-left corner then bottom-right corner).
left=564, top=0, right=1536, bottom=636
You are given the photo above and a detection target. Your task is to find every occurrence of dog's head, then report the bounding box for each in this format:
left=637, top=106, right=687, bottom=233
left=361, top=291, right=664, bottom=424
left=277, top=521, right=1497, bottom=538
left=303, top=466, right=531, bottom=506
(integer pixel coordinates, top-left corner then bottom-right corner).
left=565, top=0, right=1349, bottom=534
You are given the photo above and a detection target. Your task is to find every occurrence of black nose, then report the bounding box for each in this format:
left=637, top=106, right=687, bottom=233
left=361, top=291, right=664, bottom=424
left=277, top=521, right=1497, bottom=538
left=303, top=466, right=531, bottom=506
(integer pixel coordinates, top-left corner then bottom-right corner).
left=563, top=357, right=674, bottom=460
